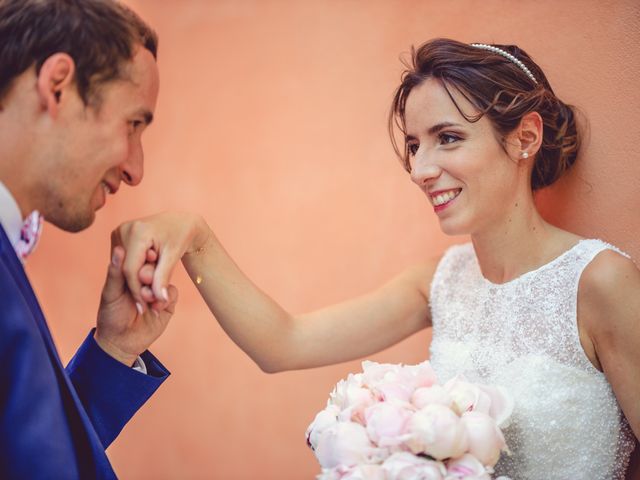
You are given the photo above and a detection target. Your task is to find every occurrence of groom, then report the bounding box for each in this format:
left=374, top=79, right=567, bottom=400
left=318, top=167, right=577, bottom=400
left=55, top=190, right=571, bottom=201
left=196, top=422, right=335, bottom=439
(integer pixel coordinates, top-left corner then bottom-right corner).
left=0, top=1, right=177, bottom=478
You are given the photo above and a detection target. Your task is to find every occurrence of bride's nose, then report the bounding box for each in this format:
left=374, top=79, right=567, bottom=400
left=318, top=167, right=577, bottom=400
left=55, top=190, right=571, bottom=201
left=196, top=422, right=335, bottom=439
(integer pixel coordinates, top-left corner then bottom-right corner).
left=410, top=151, right=442, bottom=187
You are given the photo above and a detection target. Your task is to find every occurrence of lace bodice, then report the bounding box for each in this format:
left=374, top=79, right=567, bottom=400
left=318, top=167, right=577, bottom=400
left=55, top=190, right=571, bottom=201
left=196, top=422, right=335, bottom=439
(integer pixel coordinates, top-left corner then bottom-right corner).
left=429, top=240, right=635, bottom=479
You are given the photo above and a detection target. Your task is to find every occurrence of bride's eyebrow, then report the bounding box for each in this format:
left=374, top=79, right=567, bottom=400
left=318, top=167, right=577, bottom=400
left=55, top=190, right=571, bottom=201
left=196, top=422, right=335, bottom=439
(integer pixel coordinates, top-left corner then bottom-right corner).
left=427, top=121, right=464, bottom=135
left=405, top=121, right=464, bottom=142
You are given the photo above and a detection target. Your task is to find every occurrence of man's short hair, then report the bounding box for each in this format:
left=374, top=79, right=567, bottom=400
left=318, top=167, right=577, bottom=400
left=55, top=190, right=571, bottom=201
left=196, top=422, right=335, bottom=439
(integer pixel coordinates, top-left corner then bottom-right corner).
left=0, top=0, right=158, bottom=105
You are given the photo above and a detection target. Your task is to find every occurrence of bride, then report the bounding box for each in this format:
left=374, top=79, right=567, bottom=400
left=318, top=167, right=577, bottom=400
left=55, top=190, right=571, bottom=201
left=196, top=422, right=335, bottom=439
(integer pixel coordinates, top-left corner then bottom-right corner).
left=111, top=39, right=639, bottom=478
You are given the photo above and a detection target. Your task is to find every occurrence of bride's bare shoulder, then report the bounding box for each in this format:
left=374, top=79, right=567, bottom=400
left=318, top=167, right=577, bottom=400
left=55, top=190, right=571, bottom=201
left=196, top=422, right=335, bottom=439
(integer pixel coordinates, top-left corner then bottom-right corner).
left=581, top=246, right=638, bottom=296
left=578, top=245, right=640, bottom=354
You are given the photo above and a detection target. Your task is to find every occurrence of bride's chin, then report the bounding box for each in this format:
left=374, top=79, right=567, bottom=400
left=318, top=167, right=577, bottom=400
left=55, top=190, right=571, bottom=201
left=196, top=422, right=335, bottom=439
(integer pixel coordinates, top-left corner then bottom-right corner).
left=437, top=219, right=469, bottom=237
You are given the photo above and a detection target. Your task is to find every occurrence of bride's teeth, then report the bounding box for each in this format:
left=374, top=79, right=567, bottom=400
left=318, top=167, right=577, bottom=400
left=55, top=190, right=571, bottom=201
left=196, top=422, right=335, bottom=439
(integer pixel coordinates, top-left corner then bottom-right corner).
left=432, top=189, right=460, bottom=206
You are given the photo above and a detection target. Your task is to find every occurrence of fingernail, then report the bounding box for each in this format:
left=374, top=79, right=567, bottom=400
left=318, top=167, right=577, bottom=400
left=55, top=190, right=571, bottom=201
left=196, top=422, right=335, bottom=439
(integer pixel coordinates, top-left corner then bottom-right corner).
left=136, top=302, right=144, bottom=315
left=162, top=287, right=169, bottom=302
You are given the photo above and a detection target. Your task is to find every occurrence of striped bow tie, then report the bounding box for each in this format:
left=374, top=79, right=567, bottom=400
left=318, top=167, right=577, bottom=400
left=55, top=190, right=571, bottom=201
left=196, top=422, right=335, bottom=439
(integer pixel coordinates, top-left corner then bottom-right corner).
left=15, top=210, right=43, bottom=261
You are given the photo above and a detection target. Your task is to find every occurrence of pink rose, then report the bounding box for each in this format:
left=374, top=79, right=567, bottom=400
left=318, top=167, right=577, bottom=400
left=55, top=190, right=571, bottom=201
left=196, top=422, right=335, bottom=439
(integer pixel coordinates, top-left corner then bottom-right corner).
left=317, top=464, right=385, bottom=480
left=406, top=404, right=468, bottom=460
left=330, top=375, right=375, bottom=425
left=444, top=376, right=492, bottom=416
left=443, top=377, right=513, bottom=429
left=397, top=361, right=438, bottom=390
left=364, top=400, right=414, bottom=447
left=339, top=391, right=377, bottom=426
left=307, top=405, right=340, bottom=451
left=382, top=452, right=447, bottom=480
left=475, top=384, right=513, bottom=429
left=365, top=361, right=438, bottom=402
left=316, top=468, right=343, bottom=480
left=361, top=361, right=403, bottom=387
left=314, top=422, right=378, bottom=469
left=373, top=380, right=415, bottom=402
left=460, top=411, right=507, bottom=467
left=339, top=464, right=387, bottom=480
left=330, top=375, right=374, bottom=409
left=411, top=385, right=453, bottom=409
left=445, top=454, right=491, bottom=479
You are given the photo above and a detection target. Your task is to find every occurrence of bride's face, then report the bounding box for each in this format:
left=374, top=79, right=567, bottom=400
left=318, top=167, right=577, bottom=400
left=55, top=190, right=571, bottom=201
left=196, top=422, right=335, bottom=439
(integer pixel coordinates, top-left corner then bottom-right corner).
left=404, top=77, right=524, bottom=236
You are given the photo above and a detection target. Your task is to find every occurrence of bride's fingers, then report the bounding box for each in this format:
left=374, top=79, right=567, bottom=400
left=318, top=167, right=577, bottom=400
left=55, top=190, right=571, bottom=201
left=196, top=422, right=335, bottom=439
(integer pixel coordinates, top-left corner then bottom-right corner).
left=146, top=248, right=158, bottom=263
left=151, top=248, right=182, bottom=302
left=141, top=285, right=156, bottom=304
left=139, top=263, right=156, bottom=286
left=154, top=284, right=179, bottom=317
left=118, top=228, right=155, bottom=310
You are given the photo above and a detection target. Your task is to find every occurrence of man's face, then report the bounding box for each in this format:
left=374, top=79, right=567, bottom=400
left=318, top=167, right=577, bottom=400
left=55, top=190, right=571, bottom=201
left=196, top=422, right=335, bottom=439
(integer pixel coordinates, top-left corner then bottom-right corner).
left=38, top=47, right=160, bottom=232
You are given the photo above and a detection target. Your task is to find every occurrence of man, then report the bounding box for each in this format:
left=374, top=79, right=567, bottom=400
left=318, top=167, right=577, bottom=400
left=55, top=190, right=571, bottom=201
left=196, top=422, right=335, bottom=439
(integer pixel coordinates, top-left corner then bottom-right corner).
left=0, top=1, right=177, bottom=477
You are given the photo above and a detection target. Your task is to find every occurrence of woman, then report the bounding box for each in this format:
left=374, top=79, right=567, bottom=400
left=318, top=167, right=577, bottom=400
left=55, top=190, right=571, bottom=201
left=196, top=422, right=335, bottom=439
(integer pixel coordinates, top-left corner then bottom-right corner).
left=112, top=39, right=639, bottom=478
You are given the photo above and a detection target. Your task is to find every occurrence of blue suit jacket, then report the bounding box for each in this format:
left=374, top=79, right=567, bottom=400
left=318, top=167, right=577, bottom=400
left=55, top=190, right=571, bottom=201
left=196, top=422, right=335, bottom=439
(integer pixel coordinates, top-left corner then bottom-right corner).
left=0, top=226, right=169, bottom=479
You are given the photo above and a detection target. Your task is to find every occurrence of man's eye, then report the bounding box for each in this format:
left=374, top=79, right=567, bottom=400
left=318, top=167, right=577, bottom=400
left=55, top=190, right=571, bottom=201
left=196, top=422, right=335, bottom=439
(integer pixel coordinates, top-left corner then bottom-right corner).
left=408, top=143, right=419, bottom=156
left=439, top=133, right=461, bottom=145
left=128, top=120, right=144, bottom=135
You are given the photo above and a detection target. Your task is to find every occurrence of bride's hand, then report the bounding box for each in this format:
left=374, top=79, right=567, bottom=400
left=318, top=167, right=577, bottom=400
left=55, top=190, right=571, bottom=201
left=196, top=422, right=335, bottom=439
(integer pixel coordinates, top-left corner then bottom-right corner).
left=111, top=212, right=210, bottom=309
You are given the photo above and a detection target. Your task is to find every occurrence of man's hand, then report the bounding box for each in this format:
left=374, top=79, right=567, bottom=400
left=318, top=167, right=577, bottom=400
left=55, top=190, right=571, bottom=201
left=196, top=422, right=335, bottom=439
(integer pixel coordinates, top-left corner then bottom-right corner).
left=94, top=245, right=178, bottom=366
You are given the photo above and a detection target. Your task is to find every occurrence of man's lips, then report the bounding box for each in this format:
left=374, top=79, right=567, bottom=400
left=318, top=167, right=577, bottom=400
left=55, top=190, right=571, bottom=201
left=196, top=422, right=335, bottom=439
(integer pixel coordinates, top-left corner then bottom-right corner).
left=101, top=180, right=119, bottom=195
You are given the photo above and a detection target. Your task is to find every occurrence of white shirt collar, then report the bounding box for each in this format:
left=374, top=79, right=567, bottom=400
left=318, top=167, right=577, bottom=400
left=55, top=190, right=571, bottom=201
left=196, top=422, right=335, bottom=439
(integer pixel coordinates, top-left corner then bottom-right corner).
left=0, top=180, right=25, bottom=249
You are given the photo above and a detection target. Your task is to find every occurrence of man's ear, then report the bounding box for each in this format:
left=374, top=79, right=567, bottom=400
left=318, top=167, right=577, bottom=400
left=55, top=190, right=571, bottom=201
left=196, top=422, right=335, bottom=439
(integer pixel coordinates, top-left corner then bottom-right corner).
left=516, top=111, right=543, bottom=158
left=36, top=53, right=76, bottom=117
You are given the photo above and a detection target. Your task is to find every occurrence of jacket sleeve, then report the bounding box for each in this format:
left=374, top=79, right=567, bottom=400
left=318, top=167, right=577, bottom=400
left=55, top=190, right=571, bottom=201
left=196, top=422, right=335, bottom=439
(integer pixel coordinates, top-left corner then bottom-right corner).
left=66, top=329, right=170, bottom=449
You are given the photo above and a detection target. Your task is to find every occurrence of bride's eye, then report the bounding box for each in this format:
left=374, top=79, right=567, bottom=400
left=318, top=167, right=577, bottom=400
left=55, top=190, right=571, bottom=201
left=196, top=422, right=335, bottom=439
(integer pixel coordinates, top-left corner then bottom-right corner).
left=439, top=132, right=461, bottom=145
left=407, top=143, right=419, bottom=156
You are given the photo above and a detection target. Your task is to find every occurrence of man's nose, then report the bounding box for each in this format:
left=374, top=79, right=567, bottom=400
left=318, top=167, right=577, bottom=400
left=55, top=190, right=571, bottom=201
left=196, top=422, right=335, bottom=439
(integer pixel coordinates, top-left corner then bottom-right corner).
left=120, top=143, right=144, bottom=186
left=410, top=152, right=442, bottom=187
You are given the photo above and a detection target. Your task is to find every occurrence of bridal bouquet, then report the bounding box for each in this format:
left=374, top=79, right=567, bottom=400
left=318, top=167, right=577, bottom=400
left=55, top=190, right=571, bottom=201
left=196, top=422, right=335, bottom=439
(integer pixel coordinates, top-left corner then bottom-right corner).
left=306, top=361, right=513, bottom=480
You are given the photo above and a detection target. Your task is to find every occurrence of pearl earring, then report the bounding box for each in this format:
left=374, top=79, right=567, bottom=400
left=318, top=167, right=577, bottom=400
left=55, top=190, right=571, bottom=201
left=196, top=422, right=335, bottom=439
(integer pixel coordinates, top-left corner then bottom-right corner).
left=521, top=152, right=529, bottom=159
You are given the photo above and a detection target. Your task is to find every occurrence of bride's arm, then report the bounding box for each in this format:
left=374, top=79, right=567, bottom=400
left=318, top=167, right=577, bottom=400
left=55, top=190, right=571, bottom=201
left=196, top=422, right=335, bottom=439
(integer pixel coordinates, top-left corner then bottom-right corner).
left=113, top=212, right=437, bottom=372
left=579, top=249, right=640, bottom=440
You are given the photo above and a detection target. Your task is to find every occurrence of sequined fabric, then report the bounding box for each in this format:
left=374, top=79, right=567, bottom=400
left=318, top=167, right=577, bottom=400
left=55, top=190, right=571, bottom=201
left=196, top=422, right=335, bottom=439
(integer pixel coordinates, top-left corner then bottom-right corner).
left=429, top=240, right=635, bottom=479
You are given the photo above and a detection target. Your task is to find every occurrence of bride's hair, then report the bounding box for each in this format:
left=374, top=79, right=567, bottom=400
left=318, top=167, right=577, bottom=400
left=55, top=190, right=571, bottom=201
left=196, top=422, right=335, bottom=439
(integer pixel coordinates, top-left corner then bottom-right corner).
left=389, top=38, right=580, bottom=191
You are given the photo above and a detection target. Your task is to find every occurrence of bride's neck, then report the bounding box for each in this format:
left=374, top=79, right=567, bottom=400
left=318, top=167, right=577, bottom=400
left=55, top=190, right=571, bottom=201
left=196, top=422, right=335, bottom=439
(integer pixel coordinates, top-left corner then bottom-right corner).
left=470, top=197, right=565, bottom=284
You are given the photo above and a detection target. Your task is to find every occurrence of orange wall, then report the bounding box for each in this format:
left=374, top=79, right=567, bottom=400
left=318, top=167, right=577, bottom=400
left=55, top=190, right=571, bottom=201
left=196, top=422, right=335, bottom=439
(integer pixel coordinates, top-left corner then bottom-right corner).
left=25, top=1, right=639, bottom=479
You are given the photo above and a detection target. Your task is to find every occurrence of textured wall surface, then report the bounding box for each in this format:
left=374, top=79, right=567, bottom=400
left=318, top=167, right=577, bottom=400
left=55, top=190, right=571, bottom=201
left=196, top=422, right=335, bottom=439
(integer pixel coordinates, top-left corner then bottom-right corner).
left=25, top=1, right=639, bottom=478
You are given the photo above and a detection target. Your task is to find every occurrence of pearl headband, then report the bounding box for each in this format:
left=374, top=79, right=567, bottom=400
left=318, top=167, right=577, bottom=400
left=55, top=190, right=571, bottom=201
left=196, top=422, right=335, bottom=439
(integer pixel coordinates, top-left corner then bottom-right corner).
left=471, top=43, right=538, bottom=85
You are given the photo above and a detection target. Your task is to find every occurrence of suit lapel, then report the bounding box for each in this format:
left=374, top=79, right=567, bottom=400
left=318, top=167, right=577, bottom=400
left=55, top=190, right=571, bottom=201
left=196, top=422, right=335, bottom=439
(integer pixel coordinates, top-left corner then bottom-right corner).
left=0, top=226, right=115, bottom=477
left=0, top=226, right=68, bottom=370
left=0, top=226, right=107, bottom=440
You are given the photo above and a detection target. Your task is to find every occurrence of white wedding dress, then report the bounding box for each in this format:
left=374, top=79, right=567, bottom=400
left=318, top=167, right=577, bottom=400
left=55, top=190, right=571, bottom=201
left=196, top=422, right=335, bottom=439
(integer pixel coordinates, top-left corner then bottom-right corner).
left=429, top=240, right=635, bottom=479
